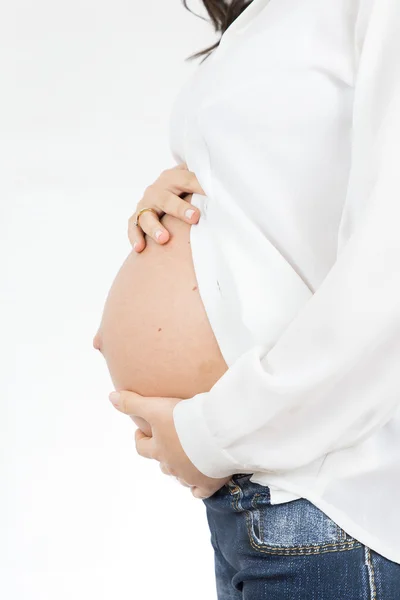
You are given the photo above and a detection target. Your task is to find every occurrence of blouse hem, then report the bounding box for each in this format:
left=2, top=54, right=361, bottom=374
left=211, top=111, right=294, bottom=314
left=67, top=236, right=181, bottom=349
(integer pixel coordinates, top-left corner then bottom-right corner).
left=250, top=472, right=400, bottom=565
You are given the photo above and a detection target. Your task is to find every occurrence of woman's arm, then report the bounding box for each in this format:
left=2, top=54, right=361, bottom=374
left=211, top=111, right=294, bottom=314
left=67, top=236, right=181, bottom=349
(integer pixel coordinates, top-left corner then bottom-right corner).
left=172, top=0, right=400, bottom=478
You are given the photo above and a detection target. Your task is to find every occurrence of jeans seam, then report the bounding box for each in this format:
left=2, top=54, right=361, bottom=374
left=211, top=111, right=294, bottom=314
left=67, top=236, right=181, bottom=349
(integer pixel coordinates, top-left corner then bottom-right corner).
left=208, top=507, right=223, bottom=557
left=365, top=546, right=377, bottom=600
left=336, top=522, right=345, bottom=542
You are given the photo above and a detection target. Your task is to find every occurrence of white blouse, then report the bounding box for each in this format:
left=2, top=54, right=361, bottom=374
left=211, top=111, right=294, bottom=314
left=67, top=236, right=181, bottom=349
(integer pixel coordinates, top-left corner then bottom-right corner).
left=170, top=0, right=400, bottom=564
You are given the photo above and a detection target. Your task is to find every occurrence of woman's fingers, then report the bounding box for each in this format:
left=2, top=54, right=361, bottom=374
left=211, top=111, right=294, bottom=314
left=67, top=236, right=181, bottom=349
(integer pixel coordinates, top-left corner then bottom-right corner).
left=159, top=463, right=192, bottom=488
left=172, top=162, right=188, bottom=170
left=176, top=477, right=192, bottom=488
left=191, top=487, right=210, bottom=499
left=127, top=217, right=146, bottom=252
left=129, top=164, right=205, bottom=252
left=160, top=168, right=205, bottom=197
left=127, top=206, right=167, bottom=251
left=156, top=191, right=200, bottom=224
left=129, top=192, right=200, bottom=249
left=159, top=463, right=171, bottom=475
left=159, top=462, right=214, bottom=497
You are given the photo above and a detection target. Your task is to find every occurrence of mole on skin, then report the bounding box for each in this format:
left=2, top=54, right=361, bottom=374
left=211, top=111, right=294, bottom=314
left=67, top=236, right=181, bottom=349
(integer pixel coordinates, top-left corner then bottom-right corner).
left=93, top=212, right=228, bottom=402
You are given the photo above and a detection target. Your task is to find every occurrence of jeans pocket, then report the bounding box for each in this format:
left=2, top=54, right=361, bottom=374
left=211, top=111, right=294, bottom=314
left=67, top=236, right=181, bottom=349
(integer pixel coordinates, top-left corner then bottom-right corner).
left=230, top=482, right=362, bottom=556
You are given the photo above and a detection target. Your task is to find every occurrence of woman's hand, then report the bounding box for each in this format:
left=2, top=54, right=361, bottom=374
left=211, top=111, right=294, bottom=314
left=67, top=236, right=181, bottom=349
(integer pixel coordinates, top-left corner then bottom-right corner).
left=159, top=462, right=232, bottom=499
left=129, top=163, right=205, bottom=253
left=108, top=389, right=233, bottom=499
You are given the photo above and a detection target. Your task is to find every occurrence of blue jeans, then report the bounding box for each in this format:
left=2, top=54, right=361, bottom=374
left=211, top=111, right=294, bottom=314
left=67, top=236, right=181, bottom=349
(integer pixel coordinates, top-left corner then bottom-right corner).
left=202, top=473, right=400, bottom=599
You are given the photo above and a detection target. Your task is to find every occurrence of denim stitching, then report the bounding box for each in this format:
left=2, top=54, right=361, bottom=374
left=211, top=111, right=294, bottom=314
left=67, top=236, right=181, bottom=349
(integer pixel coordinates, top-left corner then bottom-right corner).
left=365, top=546, right=377, bottom=600
left=229, top=482, right=361, bottom=554
left=245, top=504, right=361, bottom=553
left=245, top=509, right=362, bottom=555
left=336, top=522, right=346, bottom=542
left=252, top=493, right=267, bottom=540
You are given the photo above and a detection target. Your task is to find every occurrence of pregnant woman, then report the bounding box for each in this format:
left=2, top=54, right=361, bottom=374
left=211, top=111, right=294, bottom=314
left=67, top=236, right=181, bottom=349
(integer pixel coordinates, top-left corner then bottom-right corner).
left=94, top=0, right=400, bottom=597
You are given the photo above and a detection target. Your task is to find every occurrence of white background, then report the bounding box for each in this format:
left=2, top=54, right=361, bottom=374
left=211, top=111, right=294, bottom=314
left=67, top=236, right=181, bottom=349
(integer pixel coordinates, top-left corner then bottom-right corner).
left=1, top=2, right=220, bottom=598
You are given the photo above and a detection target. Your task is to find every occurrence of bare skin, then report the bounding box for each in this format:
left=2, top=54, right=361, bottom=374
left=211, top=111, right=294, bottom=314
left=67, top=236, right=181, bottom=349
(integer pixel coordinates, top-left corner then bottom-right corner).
left=93, top=206, right=229, bottom=435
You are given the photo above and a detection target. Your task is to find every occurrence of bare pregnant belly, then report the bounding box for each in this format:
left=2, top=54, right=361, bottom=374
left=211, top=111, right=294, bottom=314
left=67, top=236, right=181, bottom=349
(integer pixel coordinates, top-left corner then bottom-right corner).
left=94, top=214, right=228, bottom=404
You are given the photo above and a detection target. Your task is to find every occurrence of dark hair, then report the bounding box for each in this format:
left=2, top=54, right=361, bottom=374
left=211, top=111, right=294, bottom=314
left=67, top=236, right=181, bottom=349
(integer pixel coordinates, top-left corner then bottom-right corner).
left=182, top=0, right=253, bottom=62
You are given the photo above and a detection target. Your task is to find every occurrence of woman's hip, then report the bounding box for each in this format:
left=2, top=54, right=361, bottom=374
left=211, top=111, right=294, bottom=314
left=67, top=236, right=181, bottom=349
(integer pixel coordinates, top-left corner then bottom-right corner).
left=202, top=473, right=400, bottom=599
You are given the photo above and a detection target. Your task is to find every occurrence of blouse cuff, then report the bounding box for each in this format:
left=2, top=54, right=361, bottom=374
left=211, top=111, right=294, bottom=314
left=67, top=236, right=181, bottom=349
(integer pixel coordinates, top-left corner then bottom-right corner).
left=172, top=394, right=241, bottom=479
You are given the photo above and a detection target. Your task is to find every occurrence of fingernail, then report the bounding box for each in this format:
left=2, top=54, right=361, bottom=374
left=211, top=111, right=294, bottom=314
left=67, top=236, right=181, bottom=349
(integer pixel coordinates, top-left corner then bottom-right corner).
left=155, top=229, right=163, bottom=240
left=185, top=209, right=195, bottom=220
left=109, top=392, right=120, bottom=406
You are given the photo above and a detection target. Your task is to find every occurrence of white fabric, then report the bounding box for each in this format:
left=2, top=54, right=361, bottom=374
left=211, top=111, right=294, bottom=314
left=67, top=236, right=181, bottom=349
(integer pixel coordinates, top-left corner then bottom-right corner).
left=170, top=0, right=400, bottom=563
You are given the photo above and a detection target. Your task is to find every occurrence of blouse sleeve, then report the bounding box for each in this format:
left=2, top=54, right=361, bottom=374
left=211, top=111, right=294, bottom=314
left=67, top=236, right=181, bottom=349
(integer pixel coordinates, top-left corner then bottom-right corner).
left=172, top=0, right=400, bottom=479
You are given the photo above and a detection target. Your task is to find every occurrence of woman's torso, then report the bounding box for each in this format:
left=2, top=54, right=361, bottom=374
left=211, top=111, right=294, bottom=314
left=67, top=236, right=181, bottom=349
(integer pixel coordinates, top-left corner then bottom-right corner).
left=96, top=0, right=363, bottom=500
left=168, top=0, right=361, bottom=367
left=96, top=0, right=359, bottom=440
